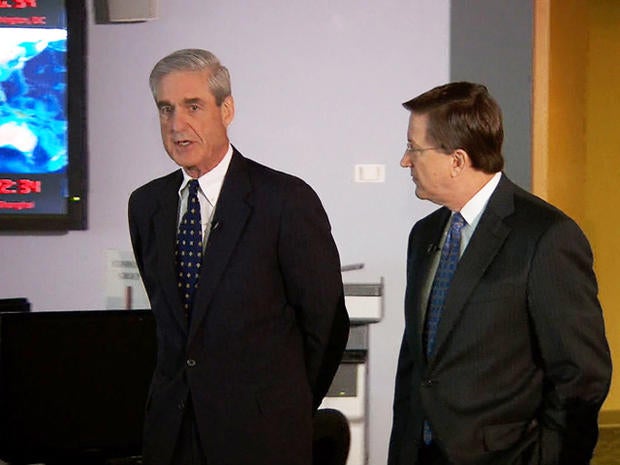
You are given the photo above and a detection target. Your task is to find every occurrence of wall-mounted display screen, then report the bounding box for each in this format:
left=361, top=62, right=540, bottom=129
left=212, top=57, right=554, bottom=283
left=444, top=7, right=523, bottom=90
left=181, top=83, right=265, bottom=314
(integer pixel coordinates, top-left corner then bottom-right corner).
left=0, top=0, right=86, bottom=230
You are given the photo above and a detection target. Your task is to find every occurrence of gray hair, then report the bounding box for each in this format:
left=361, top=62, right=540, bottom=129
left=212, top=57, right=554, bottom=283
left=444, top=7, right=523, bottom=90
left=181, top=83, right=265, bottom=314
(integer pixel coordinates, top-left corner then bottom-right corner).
left=149, top=48, right=231, bottom=105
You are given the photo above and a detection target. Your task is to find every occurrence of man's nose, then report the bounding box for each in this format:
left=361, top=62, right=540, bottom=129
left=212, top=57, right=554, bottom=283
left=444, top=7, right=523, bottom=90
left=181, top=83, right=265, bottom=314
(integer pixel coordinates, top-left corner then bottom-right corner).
left=170, top=111, right=188, bottom=131
left=400, top=152, right=412, bottom=168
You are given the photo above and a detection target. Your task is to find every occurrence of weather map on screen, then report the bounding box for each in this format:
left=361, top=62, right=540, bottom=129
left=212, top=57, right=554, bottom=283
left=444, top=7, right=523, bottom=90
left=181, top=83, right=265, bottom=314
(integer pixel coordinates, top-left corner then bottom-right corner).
left=0, top=27, right=67, bottom=175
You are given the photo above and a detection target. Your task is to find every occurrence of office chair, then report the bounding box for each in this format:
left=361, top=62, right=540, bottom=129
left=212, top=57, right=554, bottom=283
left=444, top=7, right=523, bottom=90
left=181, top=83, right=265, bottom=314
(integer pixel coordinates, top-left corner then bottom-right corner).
left=313, top=408, right=350, bottom=465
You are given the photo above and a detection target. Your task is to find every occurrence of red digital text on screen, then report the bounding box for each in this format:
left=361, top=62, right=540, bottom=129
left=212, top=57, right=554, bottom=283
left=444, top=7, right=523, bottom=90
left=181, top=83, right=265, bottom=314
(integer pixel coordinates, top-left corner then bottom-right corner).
left=0, top=178, right=42, bottom=195
left=0, top=15, right=45, bottom=24
left=0, top=0, right=38, bottom=9
left=0, top=179, right=40, bottom=210
left=0, top=200, right=35, bottom=210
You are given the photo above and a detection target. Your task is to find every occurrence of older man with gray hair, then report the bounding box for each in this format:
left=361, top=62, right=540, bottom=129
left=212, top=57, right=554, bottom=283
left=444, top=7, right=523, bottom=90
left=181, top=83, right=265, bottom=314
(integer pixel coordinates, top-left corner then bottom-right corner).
left=129, top=49, right=349, bottom=465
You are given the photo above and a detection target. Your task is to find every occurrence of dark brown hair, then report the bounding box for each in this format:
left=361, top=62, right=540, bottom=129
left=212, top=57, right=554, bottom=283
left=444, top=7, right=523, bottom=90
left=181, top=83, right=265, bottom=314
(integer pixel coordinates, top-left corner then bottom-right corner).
left=403, top=82, right=504, bottom=173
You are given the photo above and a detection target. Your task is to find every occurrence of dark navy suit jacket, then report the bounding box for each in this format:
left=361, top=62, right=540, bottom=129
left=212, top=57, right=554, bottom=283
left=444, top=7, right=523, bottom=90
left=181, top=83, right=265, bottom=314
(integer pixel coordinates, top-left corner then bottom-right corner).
left=129, top=148, right=349, bottom=465
left=388, top=175, right=611, bottom=465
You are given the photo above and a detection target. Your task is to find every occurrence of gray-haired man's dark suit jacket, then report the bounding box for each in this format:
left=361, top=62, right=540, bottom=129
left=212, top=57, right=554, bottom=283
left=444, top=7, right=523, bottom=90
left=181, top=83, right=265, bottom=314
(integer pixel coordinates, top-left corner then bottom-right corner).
left=129, top=148, right=349, bottom=465
left=388, top=174, right=611, bottom=465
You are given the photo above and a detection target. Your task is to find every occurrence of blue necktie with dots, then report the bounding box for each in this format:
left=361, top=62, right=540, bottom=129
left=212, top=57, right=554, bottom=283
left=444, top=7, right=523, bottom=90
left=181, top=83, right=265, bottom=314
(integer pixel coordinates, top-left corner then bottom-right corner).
left=423, top=212, right=465, bottom=444
left=176, top=179, right=202, bottom=317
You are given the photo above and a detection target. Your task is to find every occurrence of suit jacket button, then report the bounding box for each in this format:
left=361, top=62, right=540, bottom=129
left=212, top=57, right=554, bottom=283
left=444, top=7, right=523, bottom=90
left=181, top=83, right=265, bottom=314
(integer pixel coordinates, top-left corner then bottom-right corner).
left=186, top=359, right=196, bottom=367
left=423, top=379, right=435, bottom=387
left=177, top=400, right=185, bottom=410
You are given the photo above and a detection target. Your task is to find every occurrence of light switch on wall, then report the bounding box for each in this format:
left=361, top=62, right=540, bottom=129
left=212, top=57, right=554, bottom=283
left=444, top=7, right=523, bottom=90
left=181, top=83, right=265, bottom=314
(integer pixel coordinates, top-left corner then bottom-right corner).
left=354, top=164, right=386, bottom=183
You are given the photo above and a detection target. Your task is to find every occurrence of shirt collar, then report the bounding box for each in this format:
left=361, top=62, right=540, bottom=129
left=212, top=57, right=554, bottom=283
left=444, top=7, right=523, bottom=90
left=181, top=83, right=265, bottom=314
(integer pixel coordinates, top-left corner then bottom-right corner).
left=458, top=171, right=502, bottom=226
left=178, top=144, right=233, bottom=205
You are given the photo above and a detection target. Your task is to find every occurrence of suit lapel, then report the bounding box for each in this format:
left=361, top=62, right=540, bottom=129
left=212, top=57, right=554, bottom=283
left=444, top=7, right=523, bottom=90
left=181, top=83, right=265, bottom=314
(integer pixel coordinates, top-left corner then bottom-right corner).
left=188, top=150, right=253, bottom=343
left=408, top=209, right=451, bottom=363
left=152, top=170, right=188, bottom=333
left=430, top=175, right=516, bottom=363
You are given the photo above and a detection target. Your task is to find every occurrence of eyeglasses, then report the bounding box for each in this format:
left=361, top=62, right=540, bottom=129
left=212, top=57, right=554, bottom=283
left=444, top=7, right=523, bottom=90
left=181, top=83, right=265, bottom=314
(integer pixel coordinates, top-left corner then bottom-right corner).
left=405, top=142, right=442, bottom=154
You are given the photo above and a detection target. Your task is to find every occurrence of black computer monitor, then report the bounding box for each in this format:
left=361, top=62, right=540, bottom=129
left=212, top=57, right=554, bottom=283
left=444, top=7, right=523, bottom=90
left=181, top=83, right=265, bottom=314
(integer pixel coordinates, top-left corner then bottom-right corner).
left=0, top=310, right=156, bottom=465
left=0, top=297, right=30, bottom=312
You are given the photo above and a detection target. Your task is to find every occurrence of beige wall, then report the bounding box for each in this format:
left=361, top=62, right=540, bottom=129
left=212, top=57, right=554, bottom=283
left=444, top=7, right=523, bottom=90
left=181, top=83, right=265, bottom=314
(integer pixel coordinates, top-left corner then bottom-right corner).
left=584, top=0, right=620, bottom=414
left=534, top=0, right=620, bottom=415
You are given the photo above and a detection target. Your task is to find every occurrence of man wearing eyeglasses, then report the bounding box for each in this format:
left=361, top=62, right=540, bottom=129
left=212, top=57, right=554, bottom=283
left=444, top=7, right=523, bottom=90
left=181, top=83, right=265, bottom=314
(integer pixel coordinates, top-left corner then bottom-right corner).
left=388, top=82, right=611, bottom=465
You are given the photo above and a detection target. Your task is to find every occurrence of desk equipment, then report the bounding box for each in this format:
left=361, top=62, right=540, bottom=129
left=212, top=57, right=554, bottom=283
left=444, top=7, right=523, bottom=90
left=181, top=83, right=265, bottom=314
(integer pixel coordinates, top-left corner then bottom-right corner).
left=0, top=310, right=155, bottom=465
left=320, top=279, right=384, bottom=465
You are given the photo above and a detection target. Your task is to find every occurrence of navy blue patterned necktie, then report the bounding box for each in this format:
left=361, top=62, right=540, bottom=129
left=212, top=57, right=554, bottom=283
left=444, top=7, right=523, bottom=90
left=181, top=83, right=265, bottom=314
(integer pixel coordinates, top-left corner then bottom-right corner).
left=423, top=212, right=465, bottom=444
left=176, top=179, right=203, bottom=317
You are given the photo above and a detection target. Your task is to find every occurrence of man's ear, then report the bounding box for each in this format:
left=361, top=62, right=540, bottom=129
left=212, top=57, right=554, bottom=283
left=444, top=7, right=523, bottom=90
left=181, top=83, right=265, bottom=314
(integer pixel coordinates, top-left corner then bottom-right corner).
left=221, top=95, right=235, bottom=127
left=451, top=148, right=469, bottom=177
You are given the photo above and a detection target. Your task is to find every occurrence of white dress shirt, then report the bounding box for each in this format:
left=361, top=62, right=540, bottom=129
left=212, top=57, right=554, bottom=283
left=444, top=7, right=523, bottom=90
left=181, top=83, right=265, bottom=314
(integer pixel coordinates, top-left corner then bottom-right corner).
left=177, top=144, right=233, bottom=247
left=419, top=172, right=502, bottom=322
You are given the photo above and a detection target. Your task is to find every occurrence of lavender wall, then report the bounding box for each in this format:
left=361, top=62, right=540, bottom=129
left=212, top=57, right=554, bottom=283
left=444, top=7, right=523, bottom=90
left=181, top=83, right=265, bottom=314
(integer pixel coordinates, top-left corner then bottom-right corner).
left=1, top=1, right=450, bottom=462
